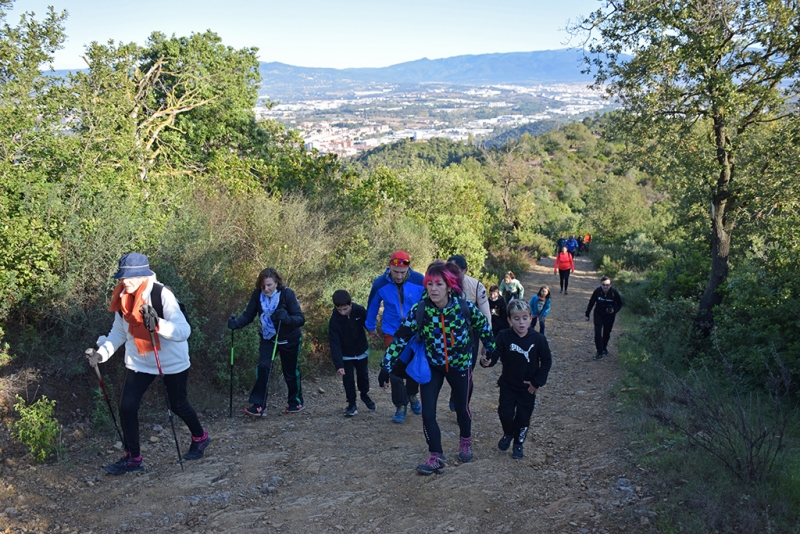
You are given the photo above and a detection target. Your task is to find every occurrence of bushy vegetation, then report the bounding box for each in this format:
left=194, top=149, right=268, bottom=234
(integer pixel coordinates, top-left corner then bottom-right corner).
left=11, top=395, right=60, bottom=463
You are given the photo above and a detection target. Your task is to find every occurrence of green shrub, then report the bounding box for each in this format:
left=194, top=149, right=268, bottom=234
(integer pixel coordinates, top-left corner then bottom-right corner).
left=11, top=395, right=60, bottom=463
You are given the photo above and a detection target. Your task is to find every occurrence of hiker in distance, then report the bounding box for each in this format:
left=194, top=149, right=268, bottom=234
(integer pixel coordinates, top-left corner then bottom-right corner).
left=554, top=246, right=575, bottom=294
left=585, top=276, right=624, bottom=360
left=499, top=271, right=525, bottom=303
left=328, top=290, right=376, bottom=416
left=366, top=251, right=425, bottom=423
left=481, top=299, right=551, bottom=460
left=381, top=260, right=496, bottom=475
left=228, top=268, right=306, bottom=415
left=85, top=253, right=209, bottom=475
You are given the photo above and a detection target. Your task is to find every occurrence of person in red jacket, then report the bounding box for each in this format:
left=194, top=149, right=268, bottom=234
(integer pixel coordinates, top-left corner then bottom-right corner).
left=553, top=246, right=575, bottom=294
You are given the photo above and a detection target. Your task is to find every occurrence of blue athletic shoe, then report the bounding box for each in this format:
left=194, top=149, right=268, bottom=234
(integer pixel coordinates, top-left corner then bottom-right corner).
left=409, top=395, right=421, bottom=415
left=392, top=405, right=407, bottom=424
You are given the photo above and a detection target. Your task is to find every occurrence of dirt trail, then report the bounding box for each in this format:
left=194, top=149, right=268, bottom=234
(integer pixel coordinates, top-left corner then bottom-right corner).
left=0, top=256, right=649, bottom=533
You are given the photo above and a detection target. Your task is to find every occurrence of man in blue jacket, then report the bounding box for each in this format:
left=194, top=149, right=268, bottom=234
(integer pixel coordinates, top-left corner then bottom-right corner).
left=366, top=251, right=424, bottom=423
left=566, top=235, right=579, bottom=259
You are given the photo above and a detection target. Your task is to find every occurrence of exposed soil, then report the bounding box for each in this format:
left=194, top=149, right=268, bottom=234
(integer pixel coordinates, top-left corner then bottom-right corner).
left=0, top=256, right=654, bottom=533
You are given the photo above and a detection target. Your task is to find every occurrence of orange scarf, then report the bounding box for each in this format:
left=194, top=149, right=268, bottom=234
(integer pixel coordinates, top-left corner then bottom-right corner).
left=109, top=281, right=160, bottom=355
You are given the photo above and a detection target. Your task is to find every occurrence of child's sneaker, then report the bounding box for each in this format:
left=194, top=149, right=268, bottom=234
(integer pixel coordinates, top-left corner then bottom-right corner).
left=498, top=434, right=513, bottom=451
left=512, top=442, right=524, bottom=459
left=595, top=351, right=604, bottom=360
left=416, top=453, right=445, bottom=475
left=458, top=436, right=473, bottom=463
left=409, top=395, right=422, bottom=414
left=184, top=431, right=210, bottom=460
left=244, top=404, right=265, bottom=417
left=105, top=452, right=144, bottom=475
left=344, top=403, right=358, bottom=417
left=361, top=394, right=376, bottom=411
left=392, top=405, right=407, bottom=423
left=284, top=404, right=304, bottom=414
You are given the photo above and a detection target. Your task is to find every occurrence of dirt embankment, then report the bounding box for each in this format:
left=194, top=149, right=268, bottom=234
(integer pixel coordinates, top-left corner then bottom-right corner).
left=0, top=256, right=655, bottom=533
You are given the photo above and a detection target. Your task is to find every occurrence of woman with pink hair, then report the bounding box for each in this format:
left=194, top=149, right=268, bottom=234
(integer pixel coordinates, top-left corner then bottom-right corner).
left=380, top=260, right=496, bottom=475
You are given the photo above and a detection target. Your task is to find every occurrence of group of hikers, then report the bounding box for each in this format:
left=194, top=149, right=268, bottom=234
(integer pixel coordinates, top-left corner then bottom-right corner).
left=86, top=247, right=622, bottom=476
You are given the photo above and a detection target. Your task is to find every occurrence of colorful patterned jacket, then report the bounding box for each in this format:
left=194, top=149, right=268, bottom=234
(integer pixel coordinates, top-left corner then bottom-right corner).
left=382, top=294, right=496, bottom=372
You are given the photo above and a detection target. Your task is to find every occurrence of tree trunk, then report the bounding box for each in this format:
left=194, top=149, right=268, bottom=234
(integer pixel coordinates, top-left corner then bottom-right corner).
left=698, top=117, right=734, bottom=331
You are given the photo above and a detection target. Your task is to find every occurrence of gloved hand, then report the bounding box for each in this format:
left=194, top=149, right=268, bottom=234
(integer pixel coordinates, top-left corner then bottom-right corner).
left=228, top=315, right=239, bottom=330
left=140, top=304, right=159, bottom=332
left=272, top=308, right=289, bottom=324
left=378, top=368, right=391, bottom=389
left=85, top=348, right=102, bottom=367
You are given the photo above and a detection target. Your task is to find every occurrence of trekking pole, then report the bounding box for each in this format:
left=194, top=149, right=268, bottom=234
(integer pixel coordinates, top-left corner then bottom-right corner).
left=145, top=325, right=185, bottom=472
left=229, top=314, right=235, bottom=418
left=86, top=350, right=124, bottom=445
left=261, top=321, right=281, bottom=418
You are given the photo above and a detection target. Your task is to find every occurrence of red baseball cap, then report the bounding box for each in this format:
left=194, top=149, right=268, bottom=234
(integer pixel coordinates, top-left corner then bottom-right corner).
left=389, top=250, right=410, bottom=267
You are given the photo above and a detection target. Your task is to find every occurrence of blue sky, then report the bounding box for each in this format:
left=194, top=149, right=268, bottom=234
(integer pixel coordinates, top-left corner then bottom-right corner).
left=11, top=0, right=601, bottom=70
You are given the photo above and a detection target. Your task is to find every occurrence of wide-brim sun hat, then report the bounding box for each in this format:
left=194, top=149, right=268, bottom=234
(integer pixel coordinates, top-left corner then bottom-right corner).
left=113, top=252, right=155, bottom=279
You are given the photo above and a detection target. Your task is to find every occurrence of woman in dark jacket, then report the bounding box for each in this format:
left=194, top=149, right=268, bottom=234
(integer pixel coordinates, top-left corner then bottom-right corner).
left=228, top=268, right=306, bottom=415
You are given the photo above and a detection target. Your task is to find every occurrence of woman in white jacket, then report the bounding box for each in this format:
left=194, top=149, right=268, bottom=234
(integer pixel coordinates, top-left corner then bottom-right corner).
left=86, top=253, right=209, bottom=475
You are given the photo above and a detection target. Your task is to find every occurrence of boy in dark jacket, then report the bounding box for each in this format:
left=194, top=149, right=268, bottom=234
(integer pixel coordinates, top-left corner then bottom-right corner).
left=481, top=299, right=552, bottom=460
left=585, top=276, right=624, bottom=360
left=488, top=285, right=508, bottom=337
left=329, top=290, right=375, bottom=416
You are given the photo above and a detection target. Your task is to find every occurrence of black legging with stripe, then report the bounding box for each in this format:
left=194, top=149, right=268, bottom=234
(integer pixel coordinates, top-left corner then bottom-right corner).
left=420, top=364, right=471, bottom=454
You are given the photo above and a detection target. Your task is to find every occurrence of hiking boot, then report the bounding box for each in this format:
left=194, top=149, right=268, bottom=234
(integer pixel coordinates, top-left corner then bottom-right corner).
left=344, top=403, right=358, bottom=417
left=392, top=405, right=407, bottom=424
left=416, top=453, right=445, bottom=475
left=285, top=404, right=304, bottom=414
left=458, top=436, right=473, bottom=463
left=244, top=404, right=265, bottom=417
left=602, top=349, right=609, bottom=356
left=498, top=434, right=513, bottom=451
left=409, top=395, right=422, bottom=415
left=105, top=452, right=144, bottom=475
left=512, top=442, right=524, bottom=459
left=594, top=351, right=604, bottom=360
left=184, top=432, right=210, bottom=460
left=361, top=394, right=376, bottom=411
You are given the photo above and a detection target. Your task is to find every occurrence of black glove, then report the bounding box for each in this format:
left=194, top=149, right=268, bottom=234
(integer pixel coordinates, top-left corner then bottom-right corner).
left=227, top=315, right=239, bottom=330
left=85, top=348, right=102, bottom=366
left=140, top=304, right=159, bottom=332
left=272, top=309, right=289, bottom=324
left=378, top=368, right=391, bottom=389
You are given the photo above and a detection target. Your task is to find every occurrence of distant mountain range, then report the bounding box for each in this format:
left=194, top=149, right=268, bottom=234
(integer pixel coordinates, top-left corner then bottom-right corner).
left=259, top=49, right=594, bottom=99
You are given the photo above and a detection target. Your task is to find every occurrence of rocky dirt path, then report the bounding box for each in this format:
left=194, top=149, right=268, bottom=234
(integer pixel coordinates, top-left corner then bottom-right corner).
left=0, top=256, right=651, bottom=533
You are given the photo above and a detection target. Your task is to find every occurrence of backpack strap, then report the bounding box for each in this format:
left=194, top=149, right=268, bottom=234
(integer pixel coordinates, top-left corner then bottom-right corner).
left=151, top=283, right=165, bottom=319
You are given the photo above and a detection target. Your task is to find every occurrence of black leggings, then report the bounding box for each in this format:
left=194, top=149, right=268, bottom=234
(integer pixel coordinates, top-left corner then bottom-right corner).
left=559, top=269, right=571, bottom=291
left=498, top=384, right=536, bottom=443
left=249, top=337, right=304, bottom=409
left=420, top=365, right=471, bottom=454
left=119, top=368, right=203, bottom=457
left=593, top=313, right=617, bottom=352
left=342, top=357, right=370, bottom=404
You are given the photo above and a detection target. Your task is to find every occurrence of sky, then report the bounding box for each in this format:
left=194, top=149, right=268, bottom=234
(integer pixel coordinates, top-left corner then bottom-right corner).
left=10, top=0, right=601, bottom=70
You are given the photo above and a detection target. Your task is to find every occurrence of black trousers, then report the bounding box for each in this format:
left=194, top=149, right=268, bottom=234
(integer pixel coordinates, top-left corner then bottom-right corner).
left=559, top=269, right=571, bottom=291
left=249, top=337, right=304, bottom=409
left=420, top=365, right=471, bottom=453
left=119, top=368, right=203, bottom=458
left=498, top=383, right=536, bottom=443
left=342, top=357, right=370, bottom=404
left=593, top=313, right=616, bottom=352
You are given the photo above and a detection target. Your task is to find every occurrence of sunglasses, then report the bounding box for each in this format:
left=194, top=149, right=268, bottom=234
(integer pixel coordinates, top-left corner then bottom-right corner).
left=389, top=258, right=410, bottom=266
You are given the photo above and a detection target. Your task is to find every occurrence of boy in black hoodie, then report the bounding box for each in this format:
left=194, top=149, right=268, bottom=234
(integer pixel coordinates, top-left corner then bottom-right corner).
left=481, top=299, right=552, bottom=459
left=328, top=290, right=376, bottom=416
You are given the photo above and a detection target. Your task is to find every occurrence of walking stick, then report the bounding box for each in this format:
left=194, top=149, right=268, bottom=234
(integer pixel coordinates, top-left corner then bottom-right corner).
left=229, top=314, right=235, bottom=418
left=145, top=326, right=185, bottom=472
left=86, top=350, right=124, bottom=445
left=261, top=321, right=281, bottom=418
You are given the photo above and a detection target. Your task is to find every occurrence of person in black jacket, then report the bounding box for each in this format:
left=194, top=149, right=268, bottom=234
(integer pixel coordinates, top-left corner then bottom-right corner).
left=488, top=285, right=508, bottom=338
left=585, top=276, right=624, bottom=360
left=228, top=268, right=306, bottom=415
left=328, top=290, right=376, bottom=417
left=481, top=299, right=551, bottom=460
